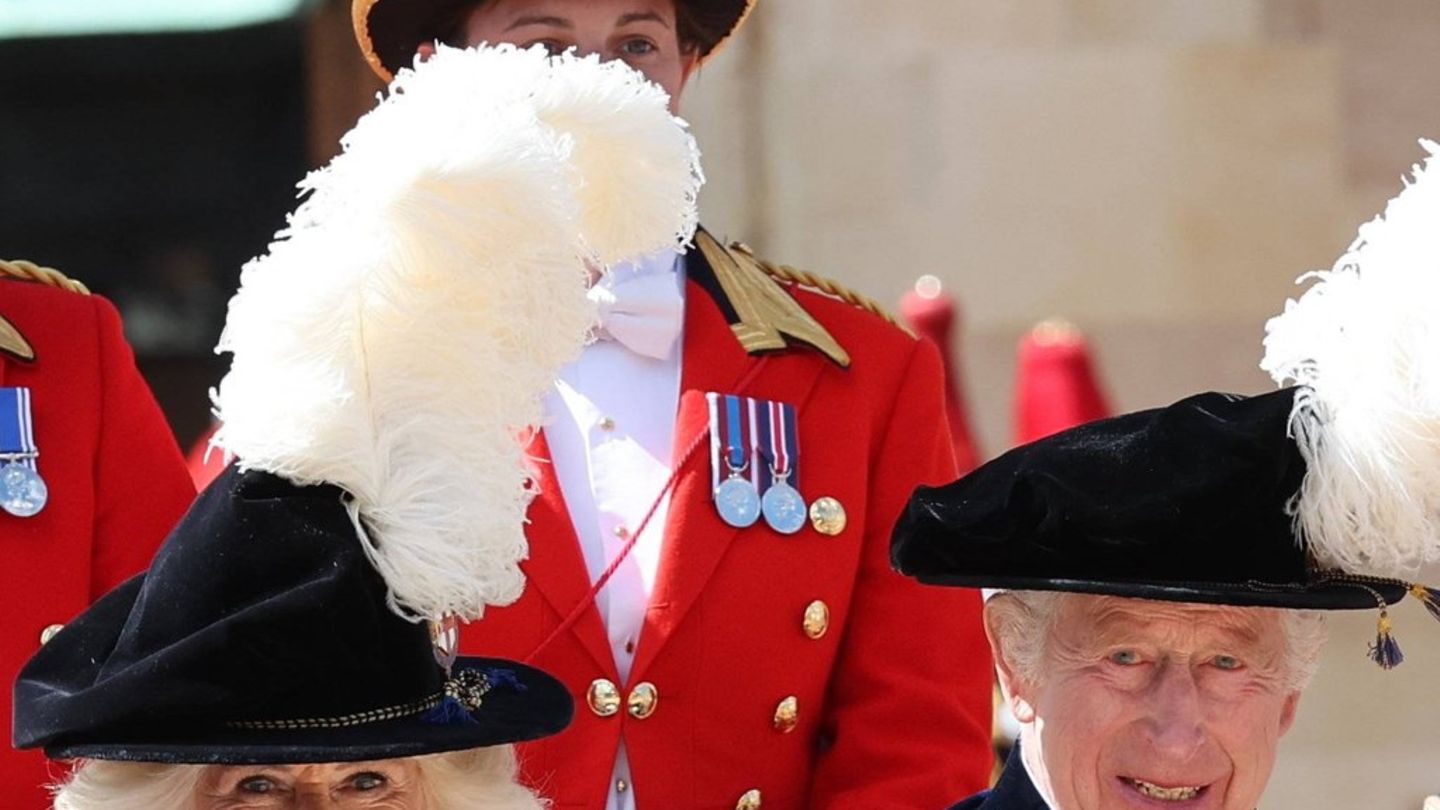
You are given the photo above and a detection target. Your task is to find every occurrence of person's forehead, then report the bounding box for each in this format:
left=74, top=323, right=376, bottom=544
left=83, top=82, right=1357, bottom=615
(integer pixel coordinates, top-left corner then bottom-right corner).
left=1060, top=594, right=1282, bottom=645
left=205, top=759, right=418, bottom=778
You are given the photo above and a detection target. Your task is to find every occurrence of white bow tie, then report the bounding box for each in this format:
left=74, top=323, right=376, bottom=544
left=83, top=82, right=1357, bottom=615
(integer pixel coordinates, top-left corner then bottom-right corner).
left=589, top=270, right=683, bottom=360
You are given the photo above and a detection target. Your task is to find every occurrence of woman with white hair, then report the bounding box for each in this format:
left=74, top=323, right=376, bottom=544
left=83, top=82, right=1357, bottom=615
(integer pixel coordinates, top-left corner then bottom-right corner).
left=54, top=746, right=535, bottom=810
left=14, top=469, right=573, bottom=810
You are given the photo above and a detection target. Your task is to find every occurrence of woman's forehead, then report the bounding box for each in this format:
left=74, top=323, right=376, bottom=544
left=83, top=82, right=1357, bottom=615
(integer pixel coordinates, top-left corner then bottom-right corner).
left=204, top=758, right=419, bottom=778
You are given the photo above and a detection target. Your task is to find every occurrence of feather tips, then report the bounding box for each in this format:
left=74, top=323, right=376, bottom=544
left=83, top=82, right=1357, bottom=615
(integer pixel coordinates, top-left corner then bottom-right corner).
left=1262, top=139, right=1440, bottom=578
left=213, top=44, right=702, bottom=621
left=530, top=55, right=703, bottom=264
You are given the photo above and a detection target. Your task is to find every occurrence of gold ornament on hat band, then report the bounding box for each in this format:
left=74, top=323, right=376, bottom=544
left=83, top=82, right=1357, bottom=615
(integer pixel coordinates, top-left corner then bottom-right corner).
left=1234, top=572, right=1440, bottom=670
left=226, top=668, right=501, bottom=730
left=430, top=614, right=461, bottom=675
left=1308, top=574, right=1440, bottom=670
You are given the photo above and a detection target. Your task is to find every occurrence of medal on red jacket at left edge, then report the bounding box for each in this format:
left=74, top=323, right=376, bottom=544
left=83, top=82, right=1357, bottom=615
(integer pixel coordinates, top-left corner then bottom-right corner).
left=0, top=386, right=48, bottom=517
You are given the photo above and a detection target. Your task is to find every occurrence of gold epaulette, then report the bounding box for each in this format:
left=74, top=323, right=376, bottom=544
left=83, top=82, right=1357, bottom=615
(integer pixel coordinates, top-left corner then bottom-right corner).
left=697, top=233, right=920, bottom=369
left=1, top=259, right=91, bottom=295
left=731, top=243, right=916, bottom=340
left=0, top=260, right=90, bottom=362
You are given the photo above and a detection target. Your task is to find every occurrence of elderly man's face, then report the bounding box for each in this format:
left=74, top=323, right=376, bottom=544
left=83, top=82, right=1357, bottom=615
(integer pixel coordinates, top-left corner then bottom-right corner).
left=419, top=0, right=698, bottom=114
left=194, top=759, right=426, bottom=808
left=997, top=595, right=1302, bottom=810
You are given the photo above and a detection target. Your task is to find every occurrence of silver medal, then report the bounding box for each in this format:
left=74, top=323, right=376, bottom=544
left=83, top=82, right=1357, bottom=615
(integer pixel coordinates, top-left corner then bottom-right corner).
left=715, top=475, right=761, bottom=528
left=762, top=479, right=807, bottom=535
left=0, top=462, right=47, bottom=518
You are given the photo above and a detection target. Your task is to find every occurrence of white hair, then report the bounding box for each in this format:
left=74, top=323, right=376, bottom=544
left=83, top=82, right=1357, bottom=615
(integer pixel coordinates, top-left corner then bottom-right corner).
left=986, top=590, right=1328, bottom=692
left=52, top=745, right=543, bottom=810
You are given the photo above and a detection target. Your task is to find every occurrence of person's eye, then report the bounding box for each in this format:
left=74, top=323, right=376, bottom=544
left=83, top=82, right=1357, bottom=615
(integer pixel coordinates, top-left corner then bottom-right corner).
left=351, top=771, right=388, bottom=791
left=1211, top=654, right=1243, bottom=671
left=619, top=37, right=657, bottom=56
left=238, top=775, right=277, bottom=793
left=1109, top=649, right=1141, bottom=665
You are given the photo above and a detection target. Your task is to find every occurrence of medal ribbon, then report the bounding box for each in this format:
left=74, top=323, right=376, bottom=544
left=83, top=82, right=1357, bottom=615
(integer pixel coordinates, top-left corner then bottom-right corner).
left=706, top=392, right=722, bottom=492
left=752, top=399, right=799, bottom=491
left=746, top=396, right=769, bottom=492
left=768, top=400, right=799, bottom=481
left=724, top=394, right=749, bottom=472
left=0, top=387, right=38, bottom=470
left=706, top=392, right=754, bottom=493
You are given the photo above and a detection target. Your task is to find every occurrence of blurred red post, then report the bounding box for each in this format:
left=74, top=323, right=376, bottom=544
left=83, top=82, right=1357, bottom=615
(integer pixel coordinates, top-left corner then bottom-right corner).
left=901, top=275, right=982, bottom=473
left=1013, top=318, right=1110, bottom=445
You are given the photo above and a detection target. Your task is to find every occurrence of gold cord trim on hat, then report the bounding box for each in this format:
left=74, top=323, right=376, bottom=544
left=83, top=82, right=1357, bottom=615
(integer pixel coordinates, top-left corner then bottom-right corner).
left=225, top=668, right=501, bottom=731
left=0, top=260, right=90, bottom=295
left=1233, top=571, right=1430, bottom=670
left=226, top=694, right=445, bottom=730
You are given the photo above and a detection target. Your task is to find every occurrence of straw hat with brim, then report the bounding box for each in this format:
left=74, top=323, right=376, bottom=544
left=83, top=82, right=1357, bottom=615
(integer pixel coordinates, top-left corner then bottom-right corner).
left=13, top=468, right=573, bottom=764
left=353, top=0, right=755, bottom=82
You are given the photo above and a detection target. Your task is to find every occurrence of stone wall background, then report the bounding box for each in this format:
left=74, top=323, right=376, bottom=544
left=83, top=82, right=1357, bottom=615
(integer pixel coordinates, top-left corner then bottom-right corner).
left=682, top=2, right=1440, bottom=806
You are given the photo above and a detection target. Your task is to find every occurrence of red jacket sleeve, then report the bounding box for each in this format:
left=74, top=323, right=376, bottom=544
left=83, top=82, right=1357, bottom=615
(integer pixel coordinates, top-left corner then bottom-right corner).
left=807, top=336, right=993, bottom=808
left=86, top=296, right=196, bottom=597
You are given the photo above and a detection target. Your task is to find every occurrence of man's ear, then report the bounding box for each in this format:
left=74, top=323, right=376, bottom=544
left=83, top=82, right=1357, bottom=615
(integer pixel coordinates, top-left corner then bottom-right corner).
left=984, top=601, right=1037, bottom=724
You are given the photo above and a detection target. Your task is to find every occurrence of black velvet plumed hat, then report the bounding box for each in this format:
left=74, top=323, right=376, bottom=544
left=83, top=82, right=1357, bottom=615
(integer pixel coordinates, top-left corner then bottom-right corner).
left=893, top=388, right=1410, bottom=610
left=13, top=467, right=572, bottom=763
left=895, top=141, right=1440, bottom=668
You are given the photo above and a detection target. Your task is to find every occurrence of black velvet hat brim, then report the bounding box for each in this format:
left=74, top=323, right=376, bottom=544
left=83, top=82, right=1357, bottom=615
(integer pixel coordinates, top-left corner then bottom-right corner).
left=43, top=655, right=573, bottom=765
left=915, top=574, right=1409, bottom=610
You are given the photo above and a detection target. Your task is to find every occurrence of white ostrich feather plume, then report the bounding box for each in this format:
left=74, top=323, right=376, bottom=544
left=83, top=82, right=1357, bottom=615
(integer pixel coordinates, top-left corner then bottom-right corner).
left=1261, top=139, right=1440, bottom=578
left=213, top=44, right=702, bottom=621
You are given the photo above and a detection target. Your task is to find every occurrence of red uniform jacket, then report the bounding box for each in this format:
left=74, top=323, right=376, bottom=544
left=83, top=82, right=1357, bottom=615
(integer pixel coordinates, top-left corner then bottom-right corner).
left=463, top=236, right=993, bottom=809
left=0, top=279, right=196, bottom=806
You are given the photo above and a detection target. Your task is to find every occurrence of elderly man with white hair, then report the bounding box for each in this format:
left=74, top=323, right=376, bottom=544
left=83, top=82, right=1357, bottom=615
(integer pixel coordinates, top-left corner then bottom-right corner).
left=894, top=140, right=1440, bottom=810
left=977, top=586, right=1327, bottom=809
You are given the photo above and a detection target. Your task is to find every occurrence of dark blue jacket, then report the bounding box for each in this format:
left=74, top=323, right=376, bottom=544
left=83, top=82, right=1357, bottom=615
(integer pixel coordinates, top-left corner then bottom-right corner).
left=949, top=745, right=1049, bottom=809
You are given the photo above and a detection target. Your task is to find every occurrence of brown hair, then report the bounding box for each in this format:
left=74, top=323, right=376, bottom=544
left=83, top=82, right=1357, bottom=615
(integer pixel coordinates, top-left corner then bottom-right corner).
left=433, top=0, right=733, bottom=56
